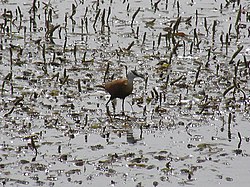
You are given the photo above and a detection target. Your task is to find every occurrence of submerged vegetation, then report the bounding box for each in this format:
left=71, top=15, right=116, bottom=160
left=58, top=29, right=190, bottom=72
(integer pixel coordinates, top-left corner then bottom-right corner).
left=0, top=0, right=250, bottom=186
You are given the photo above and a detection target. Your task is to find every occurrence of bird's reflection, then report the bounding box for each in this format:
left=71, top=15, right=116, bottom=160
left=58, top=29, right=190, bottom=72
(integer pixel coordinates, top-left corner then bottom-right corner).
left=126, top=128, right=142, bottom=144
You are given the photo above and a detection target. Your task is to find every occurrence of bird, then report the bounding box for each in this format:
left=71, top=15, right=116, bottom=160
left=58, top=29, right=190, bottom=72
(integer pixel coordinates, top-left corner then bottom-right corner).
left=99, top=70, right=144, bottom=113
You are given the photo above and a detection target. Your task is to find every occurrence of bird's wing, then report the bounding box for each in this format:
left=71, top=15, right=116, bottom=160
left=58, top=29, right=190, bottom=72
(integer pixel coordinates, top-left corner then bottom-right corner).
left=105, top=79, right=128, bottom=95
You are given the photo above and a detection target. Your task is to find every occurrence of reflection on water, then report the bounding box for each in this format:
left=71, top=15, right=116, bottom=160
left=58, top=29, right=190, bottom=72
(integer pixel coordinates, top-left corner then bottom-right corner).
left=127, top=127, right=143, bottom=144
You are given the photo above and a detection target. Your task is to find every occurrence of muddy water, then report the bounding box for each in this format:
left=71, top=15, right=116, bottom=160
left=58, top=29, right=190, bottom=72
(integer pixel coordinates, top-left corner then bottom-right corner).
left=0, top=0, right=250, bottom=186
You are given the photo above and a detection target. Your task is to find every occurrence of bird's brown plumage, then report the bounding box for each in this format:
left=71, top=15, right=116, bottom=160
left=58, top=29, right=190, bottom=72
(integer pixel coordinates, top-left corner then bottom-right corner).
left=105, top=78, right=133, bottom=100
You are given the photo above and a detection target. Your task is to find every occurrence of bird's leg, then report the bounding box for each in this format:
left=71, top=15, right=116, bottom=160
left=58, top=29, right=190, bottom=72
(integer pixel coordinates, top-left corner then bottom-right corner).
left=106, top=98, right=111, bottom=107
left=122, top=98, right=125, bottom=115
left=106, top=104, right=112, bottom=118
left=106, top=98, right=111, bottom=115
left=111, top=99, right=116, bottom=114
left=106, top=98, right=117, bottom=115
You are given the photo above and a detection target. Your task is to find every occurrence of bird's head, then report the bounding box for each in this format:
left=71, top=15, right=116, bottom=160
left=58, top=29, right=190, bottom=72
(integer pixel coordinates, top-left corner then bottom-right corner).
left=128, top=70, right=144, bottom=80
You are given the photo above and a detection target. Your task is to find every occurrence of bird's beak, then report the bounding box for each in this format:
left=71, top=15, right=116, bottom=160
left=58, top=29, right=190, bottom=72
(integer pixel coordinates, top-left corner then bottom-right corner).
left=132, top=70, right=145, bottom=79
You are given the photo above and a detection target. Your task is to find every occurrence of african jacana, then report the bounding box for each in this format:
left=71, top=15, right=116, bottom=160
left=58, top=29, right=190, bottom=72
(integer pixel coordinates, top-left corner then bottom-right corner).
left=103, top=70, right=144, bottom=113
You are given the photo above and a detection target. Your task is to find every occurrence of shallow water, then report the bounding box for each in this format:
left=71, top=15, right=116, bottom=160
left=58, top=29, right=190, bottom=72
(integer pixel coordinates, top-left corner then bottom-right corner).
left=0, top=0, right=250, bottom=186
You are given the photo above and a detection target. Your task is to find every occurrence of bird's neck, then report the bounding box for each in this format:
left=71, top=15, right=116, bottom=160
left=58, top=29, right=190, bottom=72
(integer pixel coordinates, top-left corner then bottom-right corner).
left=127, top=77, right=134, bottom=85
left=127, top=72, right=136, bottom=82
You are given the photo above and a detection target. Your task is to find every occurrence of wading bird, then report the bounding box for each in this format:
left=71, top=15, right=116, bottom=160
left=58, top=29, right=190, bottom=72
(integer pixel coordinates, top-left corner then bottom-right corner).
left=100, top=70, right=144, bottom=113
